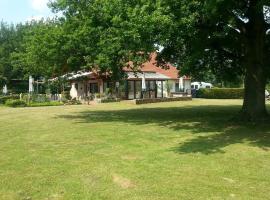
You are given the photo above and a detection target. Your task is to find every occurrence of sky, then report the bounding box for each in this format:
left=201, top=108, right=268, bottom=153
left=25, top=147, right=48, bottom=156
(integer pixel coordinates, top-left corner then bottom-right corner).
left=0, top=0, right=54, bottom=24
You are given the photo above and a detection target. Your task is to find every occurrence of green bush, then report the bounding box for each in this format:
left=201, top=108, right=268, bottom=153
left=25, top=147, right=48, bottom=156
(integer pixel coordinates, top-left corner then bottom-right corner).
left=5, top=100, right=27, bottom=107
left=28, top=101, right=64, bottom=107
left=0, top=95, right=20, bottom=104
left=197, top=88, right=244, bottom=99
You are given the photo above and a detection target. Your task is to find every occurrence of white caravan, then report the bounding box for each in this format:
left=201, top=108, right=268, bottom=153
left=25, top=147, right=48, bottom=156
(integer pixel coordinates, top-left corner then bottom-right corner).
left=191, top=82, right=213, bottom=90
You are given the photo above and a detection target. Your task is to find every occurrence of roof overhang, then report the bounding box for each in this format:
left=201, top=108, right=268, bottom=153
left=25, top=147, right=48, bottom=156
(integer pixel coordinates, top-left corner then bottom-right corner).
left=126, top=71, right=170, bottom=80
left=49, top=71, right=95, bottom=82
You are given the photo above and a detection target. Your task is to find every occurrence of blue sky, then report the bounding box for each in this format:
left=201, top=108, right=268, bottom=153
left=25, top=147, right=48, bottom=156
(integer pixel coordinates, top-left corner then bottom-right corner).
left=0, top=0, right=54, bottom=24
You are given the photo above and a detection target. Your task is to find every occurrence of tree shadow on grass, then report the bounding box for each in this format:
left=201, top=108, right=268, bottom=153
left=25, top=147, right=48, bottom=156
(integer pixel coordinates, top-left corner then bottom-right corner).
left=172, top=125, right=270, bottom=154
left=57, top=104, right=270, bottom=154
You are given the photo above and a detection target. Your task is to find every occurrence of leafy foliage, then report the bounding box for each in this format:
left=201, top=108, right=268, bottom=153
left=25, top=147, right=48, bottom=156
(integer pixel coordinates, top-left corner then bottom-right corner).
left=11, top=20, right=71, bottom=78
left=154, top=0, right=269, bottom=81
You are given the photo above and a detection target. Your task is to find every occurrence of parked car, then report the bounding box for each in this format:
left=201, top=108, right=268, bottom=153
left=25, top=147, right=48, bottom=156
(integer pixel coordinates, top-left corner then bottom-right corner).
left=191, top=82, right=213, bottom=90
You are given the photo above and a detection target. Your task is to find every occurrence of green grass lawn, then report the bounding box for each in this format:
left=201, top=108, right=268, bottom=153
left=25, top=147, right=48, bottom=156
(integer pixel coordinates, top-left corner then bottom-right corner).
left=0, top=99, right=270, bottom=200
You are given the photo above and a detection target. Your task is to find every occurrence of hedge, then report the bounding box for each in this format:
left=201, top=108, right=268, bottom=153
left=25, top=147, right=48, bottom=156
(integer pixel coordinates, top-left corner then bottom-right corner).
left=135, top=97, right=192, bottom=105
left=197, top=88, right=244, bottom=99
left=5, top=100, right=64, bottom=108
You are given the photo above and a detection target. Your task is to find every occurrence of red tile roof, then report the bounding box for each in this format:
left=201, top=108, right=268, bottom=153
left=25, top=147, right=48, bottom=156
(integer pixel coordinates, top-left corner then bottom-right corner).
left=124, top=53, right=187, bottom=80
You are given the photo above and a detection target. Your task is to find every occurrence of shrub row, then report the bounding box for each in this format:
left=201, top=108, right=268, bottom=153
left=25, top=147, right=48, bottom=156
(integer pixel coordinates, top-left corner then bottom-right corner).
left=197, top=88, right=244, bottom=99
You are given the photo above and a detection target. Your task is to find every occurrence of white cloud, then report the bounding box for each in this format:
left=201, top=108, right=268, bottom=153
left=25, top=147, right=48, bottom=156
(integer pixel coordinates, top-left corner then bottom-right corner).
left=29, top=0, right=49, bottom=12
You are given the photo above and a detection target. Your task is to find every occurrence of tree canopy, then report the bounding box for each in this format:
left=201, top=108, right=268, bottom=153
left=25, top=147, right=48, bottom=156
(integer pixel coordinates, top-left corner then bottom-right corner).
left=155, top=0, right=270, bottom=120
left=49, top=0, right=172, bottom=79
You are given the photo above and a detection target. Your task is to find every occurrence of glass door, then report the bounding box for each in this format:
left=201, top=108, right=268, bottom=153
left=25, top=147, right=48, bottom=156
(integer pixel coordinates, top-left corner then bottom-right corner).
left=149, top=81, right=156, bottom=99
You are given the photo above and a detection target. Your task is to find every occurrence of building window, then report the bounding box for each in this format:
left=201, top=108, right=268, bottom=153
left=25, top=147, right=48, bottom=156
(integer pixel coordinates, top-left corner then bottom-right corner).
left=89, top=83, right=99, bottom=94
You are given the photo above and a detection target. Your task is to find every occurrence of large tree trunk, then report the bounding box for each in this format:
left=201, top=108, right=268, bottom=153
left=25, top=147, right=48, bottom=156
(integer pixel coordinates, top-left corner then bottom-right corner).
left=240, top=3, right=268, bottom=121
left=241, top=64, right=267, bottom=121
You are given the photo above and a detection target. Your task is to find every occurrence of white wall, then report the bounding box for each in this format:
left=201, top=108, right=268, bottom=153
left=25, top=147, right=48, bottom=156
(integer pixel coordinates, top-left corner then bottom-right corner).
left=70, top=80, right=104, bottom=100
